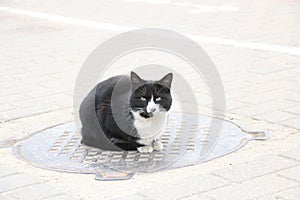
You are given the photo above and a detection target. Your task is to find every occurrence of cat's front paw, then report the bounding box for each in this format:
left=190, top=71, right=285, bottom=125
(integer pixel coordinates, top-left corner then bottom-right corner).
left=152, top=140, right=163, bottom=151
left=137, top=146, right=153, bottom=153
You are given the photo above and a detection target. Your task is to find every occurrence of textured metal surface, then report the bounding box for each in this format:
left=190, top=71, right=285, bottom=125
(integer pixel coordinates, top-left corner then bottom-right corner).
left=14, top=113, right=269, bottom=177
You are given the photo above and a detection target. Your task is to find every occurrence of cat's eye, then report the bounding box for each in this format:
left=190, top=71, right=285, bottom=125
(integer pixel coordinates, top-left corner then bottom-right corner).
left=155, top=97, right=161, bottom=101
left=140, top=97, right=146, bottom=101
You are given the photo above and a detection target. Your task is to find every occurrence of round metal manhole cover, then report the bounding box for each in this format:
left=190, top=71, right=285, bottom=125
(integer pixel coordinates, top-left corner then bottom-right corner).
left=13, top=113, right=269, bottom=179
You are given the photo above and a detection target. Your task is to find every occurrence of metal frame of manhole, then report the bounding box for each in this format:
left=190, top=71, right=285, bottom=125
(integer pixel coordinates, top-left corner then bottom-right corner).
left=10, top=113, right=269, bottom=181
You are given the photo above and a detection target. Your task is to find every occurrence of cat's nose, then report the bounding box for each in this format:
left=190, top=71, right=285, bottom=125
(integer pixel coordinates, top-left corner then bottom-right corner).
left=147, top=107, right=156, bottom=113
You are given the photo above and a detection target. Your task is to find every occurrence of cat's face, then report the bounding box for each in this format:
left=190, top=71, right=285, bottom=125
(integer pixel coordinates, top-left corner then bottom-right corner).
left=130, top=72, right=173, bottom=119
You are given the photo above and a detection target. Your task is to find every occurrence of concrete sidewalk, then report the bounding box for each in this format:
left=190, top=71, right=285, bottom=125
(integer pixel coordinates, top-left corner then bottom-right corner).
left=0, top=0, right=299, bottom=199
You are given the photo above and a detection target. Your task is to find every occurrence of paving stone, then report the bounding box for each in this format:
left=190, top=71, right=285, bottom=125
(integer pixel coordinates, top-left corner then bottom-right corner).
left=272, top=187, right=300, bottom=200
left=213, top=154, right=298, bottom=182
left=278, top=166, right=300, bottom=183
left=283, top=106, right=300, bottom=115
left=280, top=148, right=300, bottom=161
left=182, top=195, right=216, bottom=200
left=249, top=65, right=295, bottom=75
left=0, top=164, right=19, bottom=178
left=280, top=118, right=300, bottom=130
left=6, top=183, right=65, bottom=200
left=238, top=94, right=276, bottom=105
left=231, top=100, right=295, bottom=117
left=138, top=174, right=228, bottom=200
left=12, top=94, right=73, bottom=109
left=226, top=100, right=248, bottom=111
left=204, top=174, right=299, bottom=200
left=42, top=194, right=80, bottom=200
left=111, top=194, right=148, bottom=200
left=0, top=174, right=41, bottom=193
left=256, top=196, right=284, bottom=200
left=0, top=95, right=30, bottom=104
left=253, top=111, right=295, bottom=123
left=0, top=195, right=10, bottom=200
left=0, top=104, right=17, bottom=112
left=286, top=92, right=300, bottom=103
left=256, top=187, right=300, bottom=200
left=223, top=80, right=249, bottom=91
left=0, top=105, right=62, bottom=121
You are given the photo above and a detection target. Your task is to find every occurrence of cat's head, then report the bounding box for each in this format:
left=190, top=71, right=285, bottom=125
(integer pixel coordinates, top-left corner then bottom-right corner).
left=130, top=71, right=173, bottom=119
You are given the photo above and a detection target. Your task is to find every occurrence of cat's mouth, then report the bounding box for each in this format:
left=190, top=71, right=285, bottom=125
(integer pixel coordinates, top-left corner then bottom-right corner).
left=140, top=111, right=154, bottom=119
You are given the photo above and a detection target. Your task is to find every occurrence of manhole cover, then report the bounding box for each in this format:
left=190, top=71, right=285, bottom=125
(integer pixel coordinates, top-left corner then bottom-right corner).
left=13, top=113, right=269, bottom=180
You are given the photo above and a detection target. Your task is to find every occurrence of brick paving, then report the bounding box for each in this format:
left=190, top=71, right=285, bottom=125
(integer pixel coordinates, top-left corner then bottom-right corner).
left=0, top=0, right=299, bottom=199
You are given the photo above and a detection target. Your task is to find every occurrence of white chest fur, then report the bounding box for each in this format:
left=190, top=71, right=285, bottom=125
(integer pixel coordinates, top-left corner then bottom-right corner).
left=133, top=112, right=168, bottom=146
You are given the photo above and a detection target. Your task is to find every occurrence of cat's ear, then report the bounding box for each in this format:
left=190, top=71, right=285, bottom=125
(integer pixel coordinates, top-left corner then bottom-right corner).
left=159, top=73, right=173, bottom=88
left=131, top=71, right=145, bottom=90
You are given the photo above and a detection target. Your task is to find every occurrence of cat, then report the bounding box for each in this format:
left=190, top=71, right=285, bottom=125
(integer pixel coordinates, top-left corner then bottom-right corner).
left=79, top=71, right=173, bottom=153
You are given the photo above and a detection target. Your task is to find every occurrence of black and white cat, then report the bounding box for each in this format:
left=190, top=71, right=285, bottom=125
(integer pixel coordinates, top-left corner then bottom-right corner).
left=80, top=71, right=173, bottom=153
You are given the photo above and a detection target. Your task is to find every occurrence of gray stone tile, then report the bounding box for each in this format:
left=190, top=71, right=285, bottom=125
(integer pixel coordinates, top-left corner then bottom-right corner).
left=283, top=106, right=300, bottom=115
left=253, top=111, right=295, bottom=123
left=0, top=164, right=19, bottom=178
left=280, top=148, right=300, bottom=161
left=278, top=166, right=300, bottom=183
left=274, top=187, right=300, bottom=200
left=182, top=195, right=216, bottom=200
left=204, top=174, right=299, bottom=200
left=0, top=195, right=10, bottom=200
left=280, top=118, right=300, bottom=130
left=0, top=174, right=41, bottom=193
left=138, top=174, right=228, bottom=200
left=6, top=183, right=64, bottom=200
left=213, top=154, right=298, bottom=182
left=257, top=187, right=300, bottom=200
left=111, top=194, right=148, bottom=200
